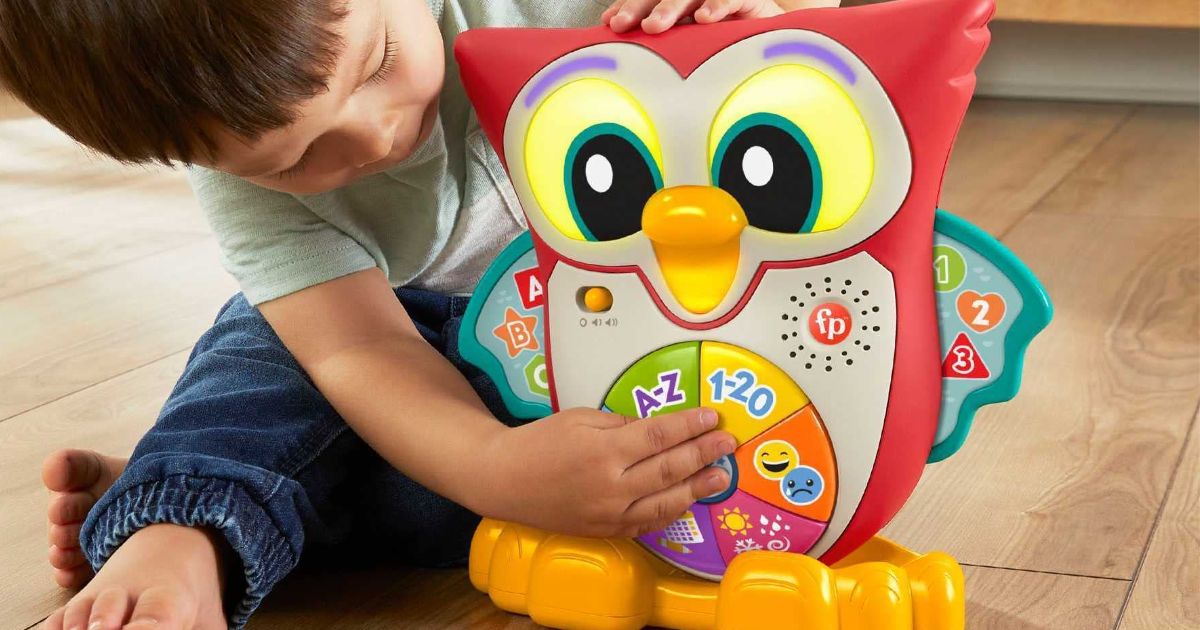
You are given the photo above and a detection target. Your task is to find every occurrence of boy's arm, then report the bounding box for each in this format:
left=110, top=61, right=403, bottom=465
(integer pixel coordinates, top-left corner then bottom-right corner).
left=258, top=268, right=735, bottom=537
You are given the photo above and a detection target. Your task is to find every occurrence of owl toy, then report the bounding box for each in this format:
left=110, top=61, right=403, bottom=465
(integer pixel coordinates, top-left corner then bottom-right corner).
left=453, top=0, right=1051, bottom=627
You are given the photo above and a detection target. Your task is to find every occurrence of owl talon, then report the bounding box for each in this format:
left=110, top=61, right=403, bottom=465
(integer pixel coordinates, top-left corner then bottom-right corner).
left=471, top=522, right=963, bottom=630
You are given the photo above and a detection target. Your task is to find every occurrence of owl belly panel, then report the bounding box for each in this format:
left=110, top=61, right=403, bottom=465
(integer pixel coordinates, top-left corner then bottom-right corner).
left=545, top=252, right=896, bottom=575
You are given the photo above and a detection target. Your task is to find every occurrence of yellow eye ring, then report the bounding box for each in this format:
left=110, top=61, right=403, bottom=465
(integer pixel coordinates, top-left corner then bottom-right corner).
left=524, top=77, right=663, bottom=242
left=564, top=123, right=664, bottom=242
left=708, top=64, right=873, bottom=235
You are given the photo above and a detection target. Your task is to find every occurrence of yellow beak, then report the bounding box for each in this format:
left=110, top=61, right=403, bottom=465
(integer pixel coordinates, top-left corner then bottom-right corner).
left=642, top=186, right=748, bottom=315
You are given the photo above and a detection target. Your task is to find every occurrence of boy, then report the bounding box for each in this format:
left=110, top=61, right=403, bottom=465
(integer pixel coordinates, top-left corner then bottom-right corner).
left=0, top=0, right=837, bottom=628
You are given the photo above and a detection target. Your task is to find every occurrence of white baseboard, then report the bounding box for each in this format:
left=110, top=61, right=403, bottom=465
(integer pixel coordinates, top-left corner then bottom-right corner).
left=977, top=21, right=1200, bottom=104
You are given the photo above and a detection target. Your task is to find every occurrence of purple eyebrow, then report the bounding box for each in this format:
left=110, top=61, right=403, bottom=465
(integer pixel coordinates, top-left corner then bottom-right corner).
left=762, top=41, right=856, bottom=85
left=524, top=56, right=618, bottom=108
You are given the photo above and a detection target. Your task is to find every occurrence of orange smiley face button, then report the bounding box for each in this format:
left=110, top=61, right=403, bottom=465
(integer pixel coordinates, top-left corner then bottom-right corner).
left=956, top=291, right=1006, bottom=333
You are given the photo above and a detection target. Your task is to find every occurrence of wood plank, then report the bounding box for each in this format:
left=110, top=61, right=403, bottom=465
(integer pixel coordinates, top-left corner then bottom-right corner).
left=0, top=176, right=210, bottom=299
left=1034, top=106, right=1200, bottom=221
left=1119, top=411, right=1200, bottom=629
left=0, top=354, right=187, bottom=627
left=0, top=117, right=211, bottom=299
left=941, top=99, right=1133, bottom=236
left=996, top=0, right=1200, bottom=29
left=962, top=565, right=1128, bottom=630
left=0, top=119, right=192, bottom=223
left=884, top=212, right=1200, bottom=578
left=0, top=240, right=237, bottom=421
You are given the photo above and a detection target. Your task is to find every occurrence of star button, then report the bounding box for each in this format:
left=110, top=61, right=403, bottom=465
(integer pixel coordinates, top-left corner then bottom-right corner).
left=493, top=307, right=540, bottom=358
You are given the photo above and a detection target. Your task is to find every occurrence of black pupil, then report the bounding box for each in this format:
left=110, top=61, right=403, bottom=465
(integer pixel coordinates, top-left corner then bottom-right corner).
left=717, top=124, right=815, bottom=233
left=570, top=133, right=656, bottom=241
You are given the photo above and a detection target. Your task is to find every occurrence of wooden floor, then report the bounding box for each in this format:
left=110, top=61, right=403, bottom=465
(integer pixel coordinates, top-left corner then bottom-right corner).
left=0, top=98, right=1196, bottom=630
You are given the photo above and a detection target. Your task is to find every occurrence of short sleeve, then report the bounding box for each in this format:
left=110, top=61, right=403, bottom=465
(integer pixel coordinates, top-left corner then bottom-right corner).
left=188, top=167, right=379, bottom=305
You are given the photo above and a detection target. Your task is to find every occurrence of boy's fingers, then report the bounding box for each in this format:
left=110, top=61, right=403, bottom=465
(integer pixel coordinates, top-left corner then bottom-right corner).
left=609, top=0, right=660, bottom=32
left=616, top=408, right=719, bottom=462
left=621, top=467, right=729, bottom=535
left=641, top=0, right=704, bottom=33
left=697, top=0, right=781, bottom=22
left=621, top=430, right=735, bottom=497
left=602, top=0, right=625, bottom=23
left=695, top=0, right=735, bottom=22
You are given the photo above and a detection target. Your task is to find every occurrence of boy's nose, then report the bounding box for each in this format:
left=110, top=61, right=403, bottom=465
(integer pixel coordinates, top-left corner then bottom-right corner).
left=348, top=116, right=399, bottom=168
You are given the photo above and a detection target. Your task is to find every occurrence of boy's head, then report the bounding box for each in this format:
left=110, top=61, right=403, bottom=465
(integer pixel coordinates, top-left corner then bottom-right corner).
left=0, top=0, right=443, bottom=194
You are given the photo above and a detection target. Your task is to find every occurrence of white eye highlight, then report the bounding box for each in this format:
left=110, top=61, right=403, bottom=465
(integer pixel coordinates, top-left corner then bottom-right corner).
left=585, top=154, right=614, bottom=193
left=742, top=145, right=774, bottom=187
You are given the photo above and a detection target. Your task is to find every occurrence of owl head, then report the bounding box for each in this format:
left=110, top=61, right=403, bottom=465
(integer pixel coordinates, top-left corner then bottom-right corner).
left=457, top=0, right=992, bottom=324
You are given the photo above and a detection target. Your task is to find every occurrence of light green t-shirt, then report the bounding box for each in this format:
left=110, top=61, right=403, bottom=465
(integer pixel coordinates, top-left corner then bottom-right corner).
left=190, top=0, right=607, bottom=305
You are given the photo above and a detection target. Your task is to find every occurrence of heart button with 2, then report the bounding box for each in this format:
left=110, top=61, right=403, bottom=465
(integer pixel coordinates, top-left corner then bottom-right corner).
left=956, top=291, right=1006, bottom=333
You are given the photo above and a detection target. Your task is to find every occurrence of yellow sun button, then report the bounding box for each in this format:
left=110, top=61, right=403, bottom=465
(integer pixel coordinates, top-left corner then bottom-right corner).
left=700, top=342, right=809, bottom=445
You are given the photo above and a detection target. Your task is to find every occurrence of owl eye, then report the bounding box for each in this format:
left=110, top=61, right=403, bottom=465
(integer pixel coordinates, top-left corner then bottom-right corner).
left=712, top=113, right=820, bottom=233
left=709, top=64, right=873, bottom=234
left=566, top=124, right=663, bottom=241
left=524, top=78, right=664, bottom=242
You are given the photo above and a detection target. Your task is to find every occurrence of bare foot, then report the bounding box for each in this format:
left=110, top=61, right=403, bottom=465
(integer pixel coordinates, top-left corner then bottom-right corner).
left=43, top=449, right=127, bottom=588
left=41, top=524, right=228, bottom=630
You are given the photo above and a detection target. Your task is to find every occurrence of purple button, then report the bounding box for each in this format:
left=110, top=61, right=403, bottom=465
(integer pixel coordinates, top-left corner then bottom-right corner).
left=638, top=502, right=726, bottom=577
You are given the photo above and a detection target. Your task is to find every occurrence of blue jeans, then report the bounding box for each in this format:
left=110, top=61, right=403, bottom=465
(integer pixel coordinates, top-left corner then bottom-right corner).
left=79, top=288, right=521, bottom=628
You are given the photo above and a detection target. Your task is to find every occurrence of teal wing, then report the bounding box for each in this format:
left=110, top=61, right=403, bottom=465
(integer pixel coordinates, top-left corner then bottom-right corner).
left=929, top=210, right=1053, bottom=462
left=459, top=231, right=553, bottom=420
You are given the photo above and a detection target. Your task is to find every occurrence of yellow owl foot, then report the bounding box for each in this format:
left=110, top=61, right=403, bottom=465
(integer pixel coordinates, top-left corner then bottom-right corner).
left=469, top=518, right=964, bottom=630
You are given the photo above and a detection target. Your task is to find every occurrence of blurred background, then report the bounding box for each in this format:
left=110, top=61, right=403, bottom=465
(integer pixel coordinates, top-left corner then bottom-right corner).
left=1, top=1, right=1197, bottom=629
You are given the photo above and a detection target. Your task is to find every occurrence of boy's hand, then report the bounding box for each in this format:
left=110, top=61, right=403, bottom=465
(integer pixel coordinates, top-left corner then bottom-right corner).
left=478, top=407, right=736, bottom=538
left=603, top=0, right=838, bottom=34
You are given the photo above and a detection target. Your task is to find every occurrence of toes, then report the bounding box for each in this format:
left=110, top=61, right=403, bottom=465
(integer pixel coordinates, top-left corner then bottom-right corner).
left=42, top=450, right=104, bottom=493
left=49, top=545, right=88, bottom=570
left=123, top=586, right=195, bottom=630
left=48, top=492, right=95, bottom=526
left=53, top=565, right=94, bottom=589
left=41, top=607, right=65, bottom=630
left=88, top=587, right=132, bottom=630
left=49, top=522, right=83, bottom=548
left=61, top=594, right=95, bottom=630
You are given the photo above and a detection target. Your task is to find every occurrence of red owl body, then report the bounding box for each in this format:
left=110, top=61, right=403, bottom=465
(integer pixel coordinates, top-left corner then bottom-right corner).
left=456, top=0, right=994, bottom=572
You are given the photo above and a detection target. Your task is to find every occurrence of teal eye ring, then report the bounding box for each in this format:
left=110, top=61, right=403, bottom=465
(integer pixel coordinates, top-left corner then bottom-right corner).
left=711, top=112, right=823, bottom=234
left=564, top=123, right=664, bottom=242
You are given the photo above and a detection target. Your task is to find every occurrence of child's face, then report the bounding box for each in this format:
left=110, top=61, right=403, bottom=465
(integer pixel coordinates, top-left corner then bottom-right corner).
left=205, top=0, right=444, bottom=195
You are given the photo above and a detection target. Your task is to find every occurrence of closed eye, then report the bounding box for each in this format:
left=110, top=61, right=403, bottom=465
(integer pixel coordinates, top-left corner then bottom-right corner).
left=366, top=30, right=398, bottom=87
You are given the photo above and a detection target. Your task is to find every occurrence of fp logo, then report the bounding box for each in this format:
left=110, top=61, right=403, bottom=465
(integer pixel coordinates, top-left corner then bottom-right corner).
left=808, top=303, right=851, bottom=345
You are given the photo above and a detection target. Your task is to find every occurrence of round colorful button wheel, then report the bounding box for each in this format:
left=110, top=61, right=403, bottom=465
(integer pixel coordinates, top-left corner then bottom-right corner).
left=602, top=342, right=838, bottom=579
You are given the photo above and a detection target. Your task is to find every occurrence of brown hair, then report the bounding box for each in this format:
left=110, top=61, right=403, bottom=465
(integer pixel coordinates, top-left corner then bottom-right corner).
left=0, top=0, right=347, bottom=164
